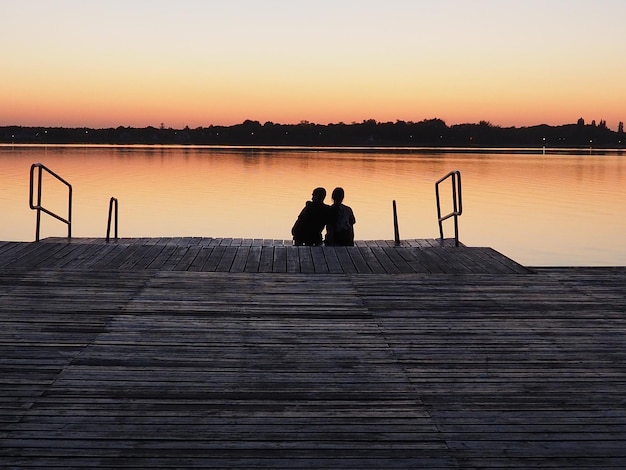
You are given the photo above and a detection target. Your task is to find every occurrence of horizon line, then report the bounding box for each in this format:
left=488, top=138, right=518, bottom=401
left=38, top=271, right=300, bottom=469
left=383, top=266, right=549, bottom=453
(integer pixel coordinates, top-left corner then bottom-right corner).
left=1, top=117, right=622, bottom=132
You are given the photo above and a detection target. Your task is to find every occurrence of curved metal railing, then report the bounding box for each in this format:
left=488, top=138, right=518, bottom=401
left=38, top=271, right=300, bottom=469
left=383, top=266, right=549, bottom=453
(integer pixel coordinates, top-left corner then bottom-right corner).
left=29, top=163, right=72, bottom=242
left=435, top=170, right=462, bottom=246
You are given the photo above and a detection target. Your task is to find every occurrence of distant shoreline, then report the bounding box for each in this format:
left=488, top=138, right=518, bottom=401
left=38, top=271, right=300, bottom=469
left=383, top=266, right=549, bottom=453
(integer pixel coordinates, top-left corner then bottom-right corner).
left=2, top=119, right=624, bottom=149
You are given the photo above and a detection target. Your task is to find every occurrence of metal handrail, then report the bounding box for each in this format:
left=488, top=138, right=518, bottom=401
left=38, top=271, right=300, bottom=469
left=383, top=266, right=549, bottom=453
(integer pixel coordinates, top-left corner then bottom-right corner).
left=29, top=163, right=72, bottom=242
left=435, top=170, right=462, bottom=246
left=106, top=197, right=119, bottom=242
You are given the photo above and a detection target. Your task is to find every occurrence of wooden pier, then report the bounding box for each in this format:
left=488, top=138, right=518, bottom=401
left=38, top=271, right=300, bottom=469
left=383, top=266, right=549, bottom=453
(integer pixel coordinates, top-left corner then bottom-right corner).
left=0, top=237, right=528, bottom=274
left=1, top=238, right=625, bottom=468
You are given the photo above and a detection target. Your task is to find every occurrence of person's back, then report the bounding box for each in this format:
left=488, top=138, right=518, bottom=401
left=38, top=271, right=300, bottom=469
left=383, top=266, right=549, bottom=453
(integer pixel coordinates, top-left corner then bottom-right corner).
left=325, top=187, right=356, bottom=246
left=292, top=187, right=330, bottom=245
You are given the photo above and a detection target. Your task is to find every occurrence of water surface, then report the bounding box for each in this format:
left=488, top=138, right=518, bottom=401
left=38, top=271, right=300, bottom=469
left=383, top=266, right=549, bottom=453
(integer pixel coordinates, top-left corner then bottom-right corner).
left=1, top=145, right=625, bottom=266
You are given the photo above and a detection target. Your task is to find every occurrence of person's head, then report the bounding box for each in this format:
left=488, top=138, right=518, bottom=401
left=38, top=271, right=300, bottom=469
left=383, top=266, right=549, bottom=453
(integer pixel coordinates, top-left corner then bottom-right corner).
left=312, top=187, right=326, bottom=203
left=331, top=187, right=344, bottom=204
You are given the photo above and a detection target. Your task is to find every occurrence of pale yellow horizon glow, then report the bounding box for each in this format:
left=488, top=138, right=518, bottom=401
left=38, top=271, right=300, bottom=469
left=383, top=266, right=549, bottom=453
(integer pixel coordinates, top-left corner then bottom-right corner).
left=2, top=0, right=625, bottom=130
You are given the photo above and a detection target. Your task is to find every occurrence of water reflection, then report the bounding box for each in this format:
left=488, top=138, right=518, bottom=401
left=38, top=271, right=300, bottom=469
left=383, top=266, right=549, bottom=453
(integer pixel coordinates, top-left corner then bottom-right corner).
left=1, top=145, right=625, bottom=266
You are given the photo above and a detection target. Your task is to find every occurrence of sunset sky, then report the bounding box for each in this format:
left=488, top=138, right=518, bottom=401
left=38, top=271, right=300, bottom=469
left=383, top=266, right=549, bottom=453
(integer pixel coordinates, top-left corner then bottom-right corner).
left=3, top=0, right=625, bottom=130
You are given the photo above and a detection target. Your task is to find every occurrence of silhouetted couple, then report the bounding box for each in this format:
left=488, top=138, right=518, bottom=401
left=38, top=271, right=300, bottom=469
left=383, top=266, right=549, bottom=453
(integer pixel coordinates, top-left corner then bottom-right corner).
left=292, top=187, right=356, bottom=246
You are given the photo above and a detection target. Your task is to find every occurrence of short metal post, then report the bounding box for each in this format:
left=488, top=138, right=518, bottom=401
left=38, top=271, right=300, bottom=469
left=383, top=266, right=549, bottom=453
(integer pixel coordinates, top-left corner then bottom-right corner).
left=393, top=200, right=400, bottom=245
left=106, top=197, right=118, bottom=242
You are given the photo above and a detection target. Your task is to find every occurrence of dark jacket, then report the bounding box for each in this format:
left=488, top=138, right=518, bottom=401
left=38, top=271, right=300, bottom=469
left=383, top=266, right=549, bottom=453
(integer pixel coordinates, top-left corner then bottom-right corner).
left=325, top=203, right=356, bottom=246
left=292, top=201, right=330, bottom=245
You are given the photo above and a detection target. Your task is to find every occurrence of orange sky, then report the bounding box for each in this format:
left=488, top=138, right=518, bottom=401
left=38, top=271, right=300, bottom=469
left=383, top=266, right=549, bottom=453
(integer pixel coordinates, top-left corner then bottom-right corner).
left=2, top=1, right=625, bottom=130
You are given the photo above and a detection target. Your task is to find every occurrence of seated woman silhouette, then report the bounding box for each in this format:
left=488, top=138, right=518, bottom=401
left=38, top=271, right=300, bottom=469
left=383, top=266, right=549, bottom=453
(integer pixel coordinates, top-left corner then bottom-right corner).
left=291, top=187, right=331, bottom=246
left=325, top=187, right=356, bottom=246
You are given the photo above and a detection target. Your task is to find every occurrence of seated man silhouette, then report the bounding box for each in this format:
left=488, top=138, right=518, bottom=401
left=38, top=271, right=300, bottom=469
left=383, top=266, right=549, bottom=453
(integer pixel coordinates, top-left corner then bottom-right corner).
left=291, top=187, right=331, bottom=246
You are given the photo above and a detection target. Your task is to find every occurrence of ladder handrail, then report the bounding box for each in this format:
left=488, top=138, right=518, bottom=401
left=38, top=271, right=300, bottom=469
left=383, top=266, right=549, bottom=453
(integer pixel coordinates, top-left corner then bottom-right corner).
left=106, top=197, right=119, bottom=242
left=29, top=163, right=72, bottom=242
left=435, top=170, right=462, bottom=246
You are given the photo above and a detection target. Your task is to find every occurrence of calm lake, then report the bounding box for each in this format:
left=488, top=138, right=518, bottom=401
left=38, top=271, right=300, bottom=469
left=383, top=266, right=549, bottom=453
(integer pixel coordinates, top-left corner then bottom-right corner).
left=1, top=144, right=625, bottom=266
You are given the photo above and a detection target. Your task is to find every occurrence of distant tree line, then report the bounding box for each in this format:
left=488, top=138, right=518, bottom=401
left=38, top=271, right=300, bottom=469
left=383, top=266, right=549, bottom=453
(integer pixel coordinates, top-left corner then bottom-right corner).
left=1, top=118, right=624, bottom=148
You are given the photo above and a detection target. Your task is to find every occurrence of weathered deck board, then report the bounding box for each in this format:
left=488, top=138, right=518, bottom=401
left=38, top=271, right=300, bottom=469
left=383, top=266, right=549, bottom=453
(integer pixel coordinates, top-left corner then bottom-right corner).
left=0, top=237, right=528, bottom=275
left=0, top=267, right=625, bottom=468
left=350, top=269, right=626, bottom=467
left=1, top=239, right=626, bottom=468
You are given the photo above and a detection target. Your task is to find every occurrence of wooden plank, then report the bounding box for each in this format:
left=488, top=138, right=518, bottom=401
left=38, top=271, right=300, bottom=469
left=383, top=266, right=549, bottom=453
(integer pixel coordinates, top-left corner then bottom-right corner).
left=33, top=242, right=87, bottom=269
left=172, top=246, right=202, bottom=271
left=431, top=247, right=475, bottom=274
left=0, top=242, right=65, bottom=270
left=0, top=243, right=34, bottom=268
left=442, top=247, right=492, bottom=274
left=72, top=243, right=122, bottom=269
left=481, top=247, right=530, bottom=274
left=216, top=246, right=238, bottom=272
left=323, top=246, right=344, bottom=274
left=159, top=246, right=192, bottom=271
left=127, top=243, right=168, bottom=270
left=298, top=247, right=315, bottom=274
left=76, top=243, right=126, bottom=270
left=435, top=247, right=479, bottom=274
left=244, top=246, right=262, bottom=273
left=185, top=237, right=205, bottom=246
left=380, top=246, right=418, bottom=274
left=91, top=243, right=141, bottom=269
left=401, top=239, right=428, bottom=248
left=413, top=248, right=455, bottom=274
left=145, top=245, right=180, bottom=270
left=392, top=246, right=430, bottom=273
left=357, top=246, right=387, bottom=274
left=272, top=246, right=287, bottom=273
left=345, top=246, right=371, bottom=274
left=187, top=246, right=214, bottom=271
left=370, top=246, right=402, bottom=274
left=203, top=245, right=227, bottom=272
left=334, top=246, right=358, bottom=274
left=286, top=246, right=300, bottom=273
left=310, top=247, right=329, bottom=274
left=229, top=246, right=250, bottom=273
left=114, top=244, right=151, bottom=270
left=258, top=246, right=274, bottom=273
